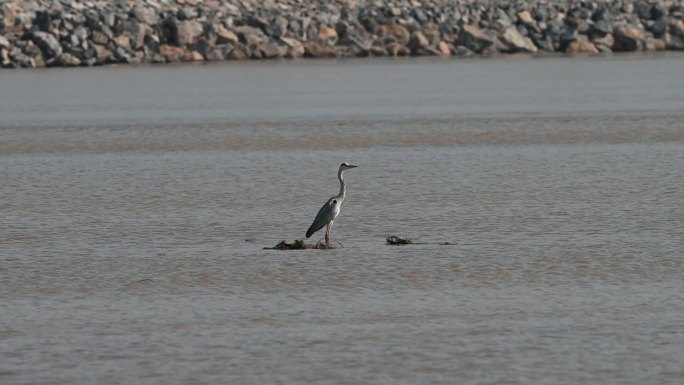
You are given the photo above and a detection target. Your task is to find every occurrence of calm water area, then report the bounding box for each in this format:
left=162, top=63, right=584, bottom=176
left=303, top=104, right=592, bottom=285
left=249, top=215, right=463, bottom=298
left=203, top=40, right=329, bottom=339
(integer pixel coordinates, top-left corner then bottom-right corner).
left=1, top=54, right=684, bottom=384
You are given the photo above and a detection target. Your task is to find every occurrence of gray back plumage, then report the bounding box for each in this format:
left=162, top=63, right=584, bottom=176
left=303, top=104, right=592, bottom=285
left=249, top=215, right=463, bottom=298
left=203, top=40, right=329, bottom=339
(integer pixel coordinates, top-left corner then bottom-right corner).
left=306, top=197, right=338, bottom=238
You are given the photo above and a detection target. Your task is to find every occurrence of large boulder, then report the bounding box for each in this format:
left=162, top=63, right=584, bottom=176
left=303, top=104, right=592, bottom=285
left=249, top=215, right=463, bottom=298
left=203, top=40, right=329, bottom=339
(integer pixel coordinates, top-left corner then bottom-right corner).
left=499, top=26, right=538, bottom=53
left=259, top=42, right=285, bottom=59
left=613, top=25, right=644, bottom=51
left=215, top=26, right=239, bottom=45
left=235, top=25, right=265, bottom=46
left=159, top=44, right=185, bottom=62
left=93, top=44, right=111, bottom=64
left=318, top=24, right=338, bottom=44
left=457, top=24, right=494, bottom=53
left=408, top=30, right=430, bottom=53
left=280, top=37, right=305, bottom=58
left=386, top=42, right=410, bottom=56
left=378, top=24, right=410, bottom=44
left=31, top=31, right=62, bottom=58
left=592, top=33, right=615, bottom=52
left=131, top=4, right=157, bottom=25
left=176, top=20, right=203, bottom=46
left=565, top=35, right=599, bottom=54
left=303, top=41, right=336, bottom=58
left=0, top=35, right=10, bottom=49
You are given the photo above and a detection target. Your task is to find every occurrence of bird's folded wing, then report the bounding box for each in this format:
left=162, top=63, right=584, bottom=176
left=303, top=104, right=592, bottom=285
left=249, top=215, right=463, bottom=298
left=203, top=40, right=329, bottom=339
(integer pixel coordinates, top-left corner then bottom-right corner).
left=306, top=198, right=336, bottom=237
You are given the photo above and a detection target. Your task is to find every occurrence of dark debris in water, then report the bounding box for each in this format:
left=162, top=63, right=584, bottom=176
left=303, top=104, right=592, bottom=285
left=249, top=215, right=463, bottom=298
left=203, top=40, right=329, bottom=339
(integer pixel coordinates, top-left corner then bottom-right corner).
left=386, top=236, right=456, bottom=246
left=386, top=235, right=413, bottom=245
left=265, top=240, right=334, bottom=250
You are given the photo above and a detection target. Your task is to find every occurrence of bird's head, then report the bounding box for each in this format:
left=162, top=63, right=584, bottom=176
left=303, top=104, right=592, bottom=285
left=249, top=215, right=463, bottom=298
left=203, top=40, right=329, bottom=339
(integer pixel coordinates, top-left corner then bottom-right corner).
left=339, top=162, right=358, bottom=171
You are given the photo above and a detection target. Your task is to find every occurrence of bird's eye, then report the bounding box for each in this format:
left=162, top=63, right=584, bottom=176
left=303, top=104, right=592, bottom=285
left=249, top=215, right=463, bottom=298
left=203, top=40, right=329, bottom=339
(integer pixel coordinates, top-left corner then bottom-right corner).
left=332, top=200, right=337, bottom=204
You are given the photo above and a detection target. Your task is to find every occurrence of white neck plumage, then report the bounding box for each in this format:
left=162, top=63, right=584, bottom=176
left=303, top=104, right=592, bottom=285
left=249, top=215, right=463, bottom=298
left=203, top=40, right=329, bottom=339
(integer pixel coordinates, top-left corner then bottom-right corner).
left=336, top=167, right=346, bottom=200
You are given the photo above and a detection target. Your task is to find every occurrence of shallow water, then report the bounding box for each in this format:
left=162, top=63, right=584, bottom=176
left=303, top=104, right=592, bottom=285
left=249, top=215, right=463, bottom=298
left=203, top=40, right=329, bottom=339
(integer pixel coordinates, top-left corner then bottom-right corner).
left=1, top=55, right=684, bottom=385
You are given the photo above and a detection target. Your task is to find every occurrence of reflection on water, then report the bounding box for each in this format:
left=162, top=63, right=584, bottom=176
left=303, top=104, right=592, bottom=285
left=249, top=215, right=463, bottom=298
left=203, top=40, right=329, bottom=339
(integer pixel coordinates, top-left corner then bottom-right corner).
left=1, top=56, right=684, bottom=385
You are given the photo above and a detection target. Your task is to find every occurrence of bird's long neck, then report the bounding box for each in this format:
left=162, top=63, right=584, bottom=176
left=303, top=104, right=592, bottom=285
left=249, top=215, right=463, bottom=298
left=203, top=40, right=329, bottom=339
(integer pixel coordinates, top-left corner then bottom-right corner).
left=336, top=168, right=346, bottom=200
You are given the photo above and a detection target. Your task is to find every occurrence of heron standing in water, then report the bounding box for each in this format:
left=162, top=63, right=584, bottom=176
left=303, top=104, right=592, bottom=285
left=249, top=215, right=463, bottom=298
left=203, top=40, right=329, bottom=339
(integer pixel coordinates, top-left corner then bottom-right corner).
left=306, top=163, right=358, bottom=247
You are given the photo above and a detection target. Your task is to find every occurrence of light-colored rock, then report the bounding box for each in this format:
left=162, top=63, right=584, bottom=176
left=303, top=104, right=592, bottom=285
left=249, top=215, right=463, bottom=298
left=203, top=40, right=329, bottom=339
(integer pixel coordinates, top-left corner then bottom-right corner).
left=565, top=35, right=599, bottom=54
left=176, top=20, right=203, bottom=45
left=91, top=30, right=109, bottom=45
left=304, top=41, right=337, bottom=57
left=386, top=42, right=410, bottom=56
left=159, top=44, right=185, bottom=62
left=2, top=5, right=16, bottom=32
left=183, top=50, right=204, bottom=61
left=499, top=26, right=538, bottom=53
left=378, top=24, right=410, bottom=44
left=645, top=37, right=666, bottom=51
left=670, top=19, right=684, bottom=39
left=318, top=24, right=338, bottom=43
left=518, top=11, right=535, bottom=26
left=215, top=26, right=239, bottom=45
left=93, top=44, right=111, bottom=63
left=593, top=33, right=614, bottom=49
left=1, top=47, right=10, bottom=66
left=227, top=47, right=248, bottom=60
left=260, top=42, right=285, bottom=58
left=438, top=41, right=451, bottom=56
left=280, top=37, right=304, bottom=58
left=235, top=25, right=264, bottom=45
left=58, top=52, right=81, bottom=66
left=132, top=4, right=158, bottom=25
left=0, top=35, right=10, bottom=49
left=115, top=35, right=130, bottom=50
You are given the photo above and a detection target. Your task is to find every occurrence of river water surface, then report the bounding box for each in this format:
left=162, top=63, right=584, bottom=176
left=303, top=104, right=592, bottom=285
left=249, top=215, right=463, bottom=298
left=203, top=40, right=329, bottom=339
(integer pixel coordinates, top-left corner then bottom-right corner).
left=1, top=55, right=684, bottom=385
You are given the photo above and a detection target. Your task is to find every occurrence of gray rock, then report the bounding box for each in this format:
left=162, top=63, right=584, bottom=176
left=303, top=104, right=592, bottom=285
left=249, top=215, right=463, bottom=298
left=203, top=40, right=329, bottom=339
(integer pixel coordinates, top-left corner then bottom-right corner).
left=132, top=5, right=157, bottom=25
left=235, top=25, right=265, bottom=45
left=31, top=31, right=62, bottom=58
left=0, top=35, right=10, bottom=49
left=670, top=19, right=684, bottom=39
left=272, top=16, right=288, bottom=37
left=91, top=30, right=109, bottom=45
left=58, top=52, right=81, bottom=66
left=452, top=45, right=474, bottom=56
left=205, top=44, right=233, bottom=61
left=592, top=20, right=614, bottom=37
left=177, top=7, right=198, bottom=21
left=408, top=30, right=430, bottom=52
left=259, top=42, right=283, bottom=58
left=0, top=0, right=683, bottom=68
left=176, top=20, right=204, bottom=46
left=649, top=18, right=668, bottom=38
left=665, top=33, right=684, bottom=50
left=457, top=24, right=494, bottom=53
left=215, top=26, right=239, bottom=45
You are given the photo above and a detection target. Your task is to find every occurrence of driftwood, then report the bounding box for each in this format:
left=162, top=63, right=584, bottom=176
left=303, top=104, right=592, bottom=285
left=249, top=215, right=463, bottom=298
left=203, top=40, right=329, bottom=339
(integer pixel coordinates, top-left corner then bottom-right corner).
left=386, top=235, right=413, bottom=245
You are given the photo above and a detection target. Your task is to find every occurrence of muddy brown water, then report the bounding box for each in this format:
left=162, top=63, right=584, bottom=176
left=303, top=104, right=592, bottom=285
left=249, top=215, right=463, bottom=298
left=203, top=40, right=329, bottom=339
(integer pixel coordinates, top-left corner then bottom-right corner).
left=1, top=55, right=684, bottom=384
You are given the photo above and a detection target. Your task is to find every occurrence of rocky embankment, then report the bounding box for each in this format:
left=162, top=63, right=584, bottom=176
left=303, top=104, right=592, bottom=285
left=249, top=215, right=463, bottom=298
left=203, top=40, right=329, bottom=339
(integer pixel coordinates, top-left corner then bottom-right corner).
left=1, top=0, right=683, bottom=68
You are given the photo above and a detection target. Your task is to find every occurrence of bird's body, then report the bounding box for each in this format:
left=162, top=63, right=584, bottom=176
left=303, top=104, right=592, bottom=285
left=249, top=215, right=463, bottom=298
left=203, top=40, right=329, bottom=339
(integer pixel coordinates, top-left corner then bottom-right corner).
left=306, top=163, right=358, bottom=246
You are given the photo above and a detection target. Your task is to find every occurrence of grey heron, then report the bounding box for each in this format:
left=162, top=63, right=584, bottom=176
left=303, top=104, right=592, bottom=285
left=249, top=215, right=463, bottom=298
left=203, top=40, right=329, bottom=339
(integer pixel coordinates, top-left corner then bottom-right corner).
left=306, top=162, right=358, bottom=247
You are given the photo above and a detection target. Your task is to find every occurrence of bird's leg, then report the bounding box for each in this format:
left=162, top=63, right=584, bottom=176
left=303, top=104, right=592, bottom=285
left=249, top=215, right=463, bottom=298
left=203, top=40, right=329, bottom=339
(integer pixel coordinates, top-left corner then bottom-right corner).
left=325, top=223, right=330, bottom=247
